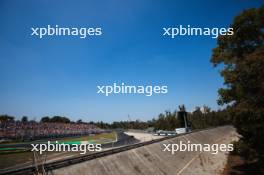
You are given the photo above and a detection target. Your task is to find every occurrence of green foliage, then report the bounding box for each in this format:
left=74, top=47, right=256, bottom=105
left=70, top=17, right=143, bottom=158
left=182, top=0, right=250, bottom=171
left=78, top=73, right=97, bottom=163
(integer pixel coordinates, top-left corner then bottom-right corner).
left=211, top=5, right=264, bottom=173
left=76, top=119, right=83, bottom=124
left=153, top=105, right=232, bottom=131
left=100, top=120, right=150, bottom=130
left=95, top=105, right=232, bottom=131
left=0, top=115, right=14, bottom=122
left=40, top=116, right=50, bottom=122
left=21, top=116, right=28, bottom=122
left=189, top=106, right=233, bottom=129
left=40, top=116, right=71, bottom=123
left=154, top=110, right=181, bottom=130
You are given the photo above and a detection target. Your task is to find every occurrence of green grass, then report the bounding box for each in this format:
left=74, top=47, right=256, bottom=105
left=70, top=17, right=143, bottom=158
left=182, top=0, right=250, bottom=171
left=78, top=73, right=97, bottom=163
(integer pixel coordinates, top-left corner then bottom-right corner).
left=0, top=132, right=117, bottom=169
left=57, top=132, right=116, bottom=142
left=0, top=151, right=33, bottom=169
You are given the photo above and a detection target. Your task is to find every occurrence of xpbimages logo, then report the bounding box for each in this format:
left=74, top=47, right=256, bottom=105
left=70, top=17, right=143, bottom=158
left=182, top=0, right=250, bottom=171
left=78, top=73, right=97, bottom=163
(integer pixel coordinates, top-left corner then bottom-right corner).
left=31, top=141, right=102, bottom=154
left=162, top=141, right=234, bottom=154
left=163, top=25, right=234, bottom=39
left=30, top=25, right=102, bottom=38
left=97, top=83, right=168, bottom=96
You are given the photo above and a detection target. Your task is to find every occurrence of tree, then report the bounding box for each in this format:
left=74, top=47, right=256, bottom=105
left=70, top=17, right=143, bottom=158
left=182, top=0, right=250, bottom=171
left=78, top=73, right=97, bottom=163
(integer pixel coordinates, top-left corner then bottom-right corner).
left=76, top=119, right=83, bottom=124
left=21, top=116, right=28, bottom=122
left=211, top=5, right=264, bottom=173
left=0, top=115, right=14, bottom=122
left=50, top=116, right=70, bottom=123
left=40, top=116, right=50, bottom=123
left=202, top=105, right=211, bottom=114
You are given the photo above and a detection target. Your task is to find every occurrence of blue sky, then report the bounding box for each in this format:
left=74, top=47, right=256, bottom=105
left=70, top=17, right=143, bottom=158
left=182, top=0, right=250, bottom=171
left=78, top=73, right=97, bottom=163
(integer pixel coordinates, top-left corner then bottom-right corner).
left=0, top=0, right=263, bottom=122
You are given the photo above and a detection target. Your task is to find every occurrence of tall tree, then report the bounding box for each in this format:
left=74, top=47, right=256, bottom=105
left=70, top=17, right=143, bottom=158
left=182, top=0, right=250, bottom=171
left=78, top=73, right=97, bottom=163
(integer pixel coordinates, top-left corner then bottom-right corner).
left=21, top=116, right=28, bottom=122
left=211, top=5, right=264, bottom=173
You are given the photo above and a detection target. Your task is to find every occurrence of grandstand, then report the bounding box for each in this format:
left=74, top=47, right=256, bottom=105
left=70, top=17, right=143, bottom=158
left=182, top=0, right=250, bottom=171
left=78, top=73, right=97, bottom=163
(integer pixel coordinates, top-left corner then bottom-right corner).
left=0, top=121, right=100, bottom=141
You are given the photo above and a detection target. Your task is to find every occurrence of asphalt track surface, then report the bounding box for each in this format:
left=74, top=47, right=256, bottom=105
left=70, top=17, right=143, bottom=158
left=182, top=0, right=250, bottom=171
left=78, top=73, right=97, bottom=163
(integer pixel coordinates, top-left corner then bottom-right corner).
left=0, top=130, right=137, bottom=150
left=0, top=130, right=138, bottom=149
left=103, top=131, right=139, bottom=148
left=0, top=131, right=139, bottom=174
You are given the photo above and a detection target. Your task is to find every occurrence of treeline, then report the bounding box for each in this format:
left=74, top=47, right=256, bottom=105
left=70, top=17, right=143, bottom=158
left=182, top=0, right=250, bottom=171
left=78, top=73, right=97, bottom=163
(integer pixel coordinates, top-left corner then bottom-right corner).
left=93, top=105, right=233, bottom=131
left=94, top=120, right=152, bottom=130
left=40, top=116, right=71, bottom=123
left=188, top=106, right=233, bottom=129
left=0, top=106, right=232, bottom=130
left=0, top=115, right=90, bottom=124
